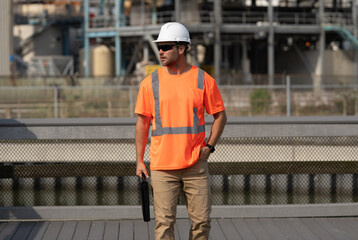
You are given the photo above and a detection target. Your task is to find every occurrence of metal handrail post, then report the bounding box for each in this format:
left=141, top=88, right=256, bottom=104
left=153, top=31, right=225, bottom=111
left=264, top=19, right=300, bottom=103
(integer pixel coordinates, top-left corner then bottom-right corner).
left=286, top=75, right=291, bottom=117
left=53, top=86, right=58, bottom=119
left=129, top=86, right=134, bottom=118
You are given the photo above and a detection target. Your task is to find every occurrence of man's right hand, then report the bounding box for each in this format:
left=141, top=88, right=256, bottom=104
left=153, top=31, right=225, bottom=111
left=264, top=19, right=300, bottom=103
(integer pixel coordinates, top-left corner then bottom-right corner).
left=135, top=114, right=151, bottom=179
left=136, top=161, right=149, bottom=179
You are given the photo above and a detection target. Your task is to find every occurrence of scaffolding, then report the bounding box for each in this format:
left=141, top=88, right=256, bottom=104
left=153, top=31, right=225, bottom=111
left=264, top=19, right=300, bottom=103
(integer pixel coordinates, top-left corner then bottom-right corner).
left=81, top=0, right=358, bottom=86
left=28, top=55, right=74, bottom=76
left=11, top=1, right=358, bottom=84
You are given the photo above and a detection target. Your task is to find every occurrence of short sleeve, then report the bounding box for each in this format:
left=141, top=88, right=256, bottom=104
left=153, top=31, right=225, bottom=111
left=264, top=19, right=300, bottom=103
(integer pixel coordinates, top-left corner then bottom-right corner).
left=203, top=73, right=225, bottom=115
left=134, top=77, right=153, bottom=117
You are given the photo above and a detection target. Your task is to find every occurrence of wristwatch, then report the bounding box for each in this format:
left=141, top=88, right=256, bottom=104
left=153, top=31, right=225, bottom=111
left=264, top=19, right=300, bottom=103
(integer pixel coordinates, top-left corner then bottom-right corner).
left=206, top=143, right=215, bottom=153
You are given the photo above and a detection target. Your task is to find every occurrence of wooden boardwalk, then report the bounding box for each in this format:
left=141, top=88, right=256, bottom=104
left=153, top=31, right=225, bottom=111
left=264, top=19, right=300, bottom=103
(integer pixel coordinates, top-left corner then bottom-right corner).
left=1, top=217, right=358, bottom=240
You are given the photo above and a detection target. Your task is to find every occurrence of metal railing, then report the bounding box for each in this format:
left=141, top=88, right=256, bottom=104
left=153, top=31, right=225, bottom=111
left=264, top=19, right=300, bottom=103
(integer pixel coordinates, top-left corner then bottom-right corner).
left=0, top=117, right=358, bottom=207
left=13, top=2, right=83, bottom=24
left=12, top=1, right=354, bottom=27
left=274, top=11, right=318, bottom=25
left=87, top=10, right=352, bottom=28
left=324, top=12, right=353, bottom=25
left=1, top=81, right=358, bottom=119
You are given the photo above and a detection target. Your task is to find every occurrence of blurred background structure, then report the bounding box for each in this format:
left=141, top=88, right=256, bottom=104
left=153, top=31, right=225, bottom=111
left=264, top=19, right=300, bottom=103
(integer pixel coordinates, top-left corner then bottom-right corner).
left=1, top=1, right=358, bottom=214
left=1, top=0, right=358, bottom=118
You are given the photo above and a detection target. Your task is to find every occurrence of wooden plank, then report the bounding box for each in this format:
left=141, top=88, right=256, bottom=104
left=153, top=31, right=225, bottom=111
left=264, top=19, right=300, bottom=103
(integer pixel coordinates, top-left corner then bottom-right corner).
left=316, top=218, right=351, bottom=240
left=321, top=218, right=358, bottom=240
left=0, top=222, right=7, bottom=233
left=340, top=217, right=358, bottom=235
left=27, top=221, right=49, bottom=240
left=174, top=222, right=181, bottom=240
left=176, top=219, right=190, bottom=240
left=244, top=219, right=272, bottom=240
left=103, top=221, right=119, bottom=240
left=57, top=221, right=77, bottom=240
left=133, top=220, right=149, bottom=240
left=217, top=219, right=242, bottom=240
left=259, top=218, right=287, bottom=240
left=11, top=222, right=35, bottom=240
left=299, top=218, right=335, bottom=240
left=209, top=219, right=226, bottom=240
left=231, top=219, right=258, bottom=240
left=119, top=220, right=133, bottom=240
left=0, top=222, right=19, bottom=240
left=288, top=218, right=320, bottom=240
left=334, top=217, right=358, bottom=236
left=272, top=219, right=302, bottom=240
left=72, top=220, right=91, bottom=240
left=41, top=221, right=63, bottom=240
left=148, top=220, right=155, bottom=240
left=88, top=221, right=106, bottom=240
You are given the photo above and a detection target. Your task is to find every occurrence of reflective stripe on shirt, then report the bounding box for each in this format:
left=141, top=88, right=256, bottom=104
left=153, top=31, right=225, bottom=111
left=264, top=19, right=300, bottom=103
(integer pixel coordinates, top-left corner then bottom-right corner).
left=151, top=68, right=206, bottom=136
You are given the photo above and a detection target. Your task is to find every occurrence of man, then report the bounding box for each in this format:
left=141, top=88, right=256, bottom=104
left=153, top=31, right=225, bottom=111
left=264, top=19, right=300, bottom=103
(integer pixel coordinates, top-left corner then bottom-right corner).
left=135, top=22, right=227, bottom=240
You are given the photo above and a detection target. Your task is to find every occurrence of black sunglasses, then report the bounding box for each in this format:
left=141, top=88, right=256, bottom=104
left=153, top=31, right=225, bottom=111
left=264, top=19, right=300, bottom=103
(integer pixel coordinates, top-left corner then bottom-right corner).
left=157, top=44, right=177, bottom=52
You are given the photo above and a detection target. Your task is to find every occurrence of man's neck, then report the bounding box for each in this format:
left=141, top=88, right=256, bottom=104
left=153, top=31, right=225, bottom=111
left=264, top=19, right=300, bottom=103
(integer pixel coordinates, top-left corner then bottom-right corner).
left=165, top=63, right=191, bottom=75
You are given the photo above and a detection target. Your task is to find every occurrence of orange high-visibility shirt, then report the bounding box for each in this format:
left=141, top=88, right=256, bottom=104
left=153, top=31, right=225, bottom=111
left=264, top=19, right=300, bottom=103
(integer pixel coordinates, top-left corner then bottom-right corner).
left=135, top=66, right=225, bottom=170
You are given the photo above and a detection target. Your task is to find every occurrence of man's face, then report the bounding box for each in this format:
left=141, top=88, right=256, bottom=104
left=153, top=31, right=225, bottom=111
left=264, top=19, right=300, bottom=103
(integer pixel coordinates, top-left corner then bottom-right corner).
left=157, top=42, right=179, bottom=66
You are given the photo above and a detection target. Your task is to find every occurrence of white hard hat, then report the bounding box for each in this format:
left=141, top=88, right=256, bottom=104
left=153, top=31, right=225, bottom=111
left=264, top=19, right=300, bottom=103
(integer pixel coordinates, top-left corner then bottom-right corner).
left=153, top=22, right=191, bottom=43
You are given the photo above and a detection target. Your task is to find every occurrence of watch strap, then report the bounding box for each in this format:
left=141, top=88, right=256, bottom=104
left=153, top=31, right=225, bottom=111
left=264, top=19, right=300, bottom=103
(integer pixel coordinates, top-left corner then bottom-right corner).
left=206, top=144, right=215, bottom=153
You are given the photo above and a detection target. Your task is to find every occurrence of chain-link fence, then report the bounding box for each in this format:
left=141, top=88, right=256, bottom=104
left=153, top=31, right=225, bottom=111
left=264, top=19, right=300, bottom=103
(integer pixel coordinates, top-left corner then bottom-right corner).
left=1, top=132, right=358, bottom=207
left=1, top=84, right=358, bottom=118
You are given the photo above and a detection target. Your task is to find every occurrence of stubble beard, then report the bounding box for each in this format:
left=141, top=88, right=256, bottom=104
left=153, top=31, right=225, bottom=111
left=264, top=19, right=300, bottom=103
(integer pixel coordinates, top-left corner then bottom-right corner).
left=160, top=51, right=179, bottom=66
left=161, top=56, right=179, bottom=67
left=161, top=57, right=173, bottom=66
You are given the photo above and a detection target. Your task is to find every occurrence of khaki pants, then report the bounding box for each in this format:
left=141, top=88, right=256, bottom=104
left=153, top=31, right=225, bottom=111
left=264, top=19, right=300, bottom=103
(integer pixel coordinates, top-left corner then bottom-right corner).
left=151, top=158, right=211, bottom=240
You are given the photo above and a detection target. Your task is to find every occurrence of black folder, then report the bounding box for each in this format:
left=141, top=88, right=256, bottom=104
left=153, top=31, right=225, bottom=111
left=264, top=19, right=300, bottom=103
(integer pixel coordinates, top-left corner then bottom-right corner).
left=140, top=174, right=150, bottom=222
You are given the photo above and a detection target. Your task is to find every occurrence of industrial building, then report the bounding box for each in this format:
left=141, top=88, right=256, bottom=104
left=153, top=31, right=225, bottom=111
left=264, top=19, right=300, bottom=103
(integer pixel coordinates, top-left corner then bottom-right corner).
left=1, top=0, right=358, bottom=86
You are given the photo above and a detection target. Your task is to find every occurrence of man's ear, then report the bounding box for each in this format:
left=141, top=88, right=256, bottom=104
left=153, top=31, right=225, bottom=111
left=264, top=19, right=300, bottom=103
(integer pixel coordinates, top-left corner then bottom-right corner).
left=178, top=45, right=186, bottom=54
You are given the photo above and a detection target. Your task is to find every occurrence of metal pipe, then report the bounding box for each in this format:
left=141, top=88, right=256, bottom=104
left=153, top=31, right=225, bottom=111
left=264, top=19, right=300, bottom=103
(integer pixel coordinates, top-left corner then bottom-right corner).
left=175, top=0, right=180, bottom=22
left=268, top=0, right=274, bottom=85
left=99, top=0, right=105, bottom=15
left=84, top=0, right=90, bottom=77
left=316, top=0, right=325, bottom=89
left=115, top=0, right=121, bottom=77
left=286, top=75, right=291, bottom=116
left=129, top=86, right=134, bottom=117
left=115, top=37, right=121, bottom=77
left=141, top=0, right=145, bottom=26
left=53, top=86, right=58, bottom=118
left=353, top=0, right=358, bottom=80
left=214, top=0, right=222, bottom=84
left=152, top=0, right=157, bottom=25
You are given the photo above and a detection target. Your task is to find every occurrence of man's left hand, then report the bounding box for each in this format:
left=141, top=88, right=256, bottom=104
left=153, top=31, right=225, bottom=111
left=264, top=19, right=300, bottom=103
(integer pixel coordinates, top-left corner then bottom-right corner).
left=199, top=146, right=211, bottom=161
